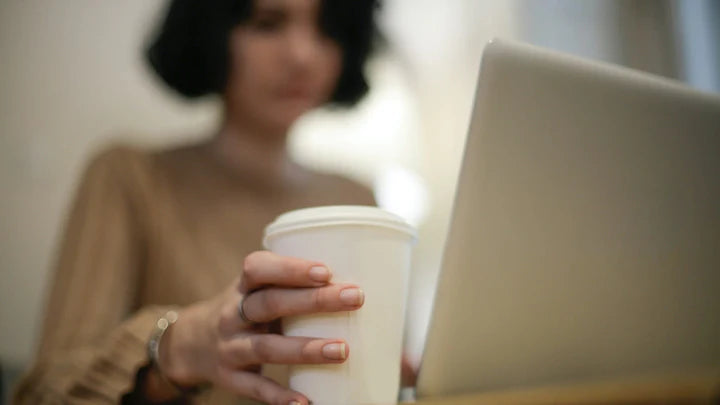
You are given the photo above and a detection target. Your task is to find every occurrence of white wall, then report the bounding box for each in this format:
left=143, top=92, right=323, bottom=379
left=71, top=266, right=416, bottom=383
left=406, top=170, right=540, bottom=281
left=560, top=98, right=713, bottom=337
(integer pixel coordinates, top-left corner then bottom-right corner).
left=0, top=0, right=219, bottom=366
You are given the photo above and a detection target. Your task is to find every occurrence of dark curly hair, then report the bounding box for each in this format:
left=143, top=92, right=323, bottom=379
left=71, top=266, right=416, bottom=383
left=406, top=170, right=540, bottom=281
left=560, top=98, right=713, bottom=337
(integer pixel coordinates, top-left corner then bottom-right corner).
left=145, top=0, right=380, bottom=106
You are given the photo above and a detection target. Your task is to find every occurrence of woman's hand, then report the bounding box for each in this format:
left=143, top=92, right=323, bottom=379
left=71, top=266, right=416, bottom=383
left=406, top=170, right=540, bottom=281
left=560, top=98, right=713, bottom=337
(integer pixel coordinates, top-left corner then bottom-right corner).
left=158, top=251, right=365, bottom=405
left=401, top=353, right=418, bottom=387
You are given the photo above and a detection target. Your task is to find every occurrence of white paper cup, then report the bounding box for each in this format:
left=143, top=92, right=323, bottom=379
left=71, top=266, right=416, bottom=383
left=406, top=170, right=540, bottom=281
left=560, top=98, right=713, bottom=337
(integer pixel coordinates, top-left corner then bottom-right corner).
left=263, top=206, right=417, bottom=405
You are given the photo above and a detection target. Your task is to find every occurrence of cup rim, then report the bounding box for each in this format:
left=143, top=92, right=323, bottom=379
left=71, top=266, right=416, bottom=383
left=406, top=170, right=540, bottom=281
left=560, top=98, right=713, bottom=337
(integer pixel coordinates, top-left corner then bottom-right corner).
left=263, top=205, right=417, bottom=247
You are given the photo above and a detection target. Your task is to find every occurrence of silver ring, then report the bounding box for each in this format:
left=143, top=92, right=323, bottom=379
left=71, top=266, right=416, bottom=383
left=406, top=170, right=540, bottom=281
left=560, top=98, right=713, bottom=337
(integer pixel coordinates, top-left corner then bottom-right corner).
left=237, top=294, right=256, bottom=325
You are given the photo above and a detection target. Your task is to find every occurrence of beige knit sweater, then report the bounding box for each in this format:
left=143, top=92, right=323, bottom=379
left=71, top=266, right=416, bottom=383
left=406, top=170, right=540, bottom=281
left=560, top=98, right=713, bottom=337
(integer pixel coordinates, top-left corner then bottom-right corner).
left=14, top=143, right=375, bottom=404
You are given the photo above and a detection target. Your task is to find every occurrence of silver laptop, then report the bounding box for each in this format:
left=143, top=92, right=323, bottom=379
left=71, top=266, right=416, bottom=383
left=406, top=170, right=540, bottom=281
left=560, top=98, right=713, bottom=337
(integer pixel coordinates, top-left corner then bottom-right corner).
left=416, top=39, right=720, bottom=398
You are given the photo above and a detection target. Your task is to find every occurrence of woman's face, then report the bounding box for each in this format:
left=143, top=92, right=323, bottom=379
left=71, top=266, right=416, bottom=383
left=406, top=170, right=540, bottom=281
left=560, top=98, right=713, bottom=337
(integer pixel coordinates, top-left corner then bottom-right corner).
left=225, top=0, right=343, bottom=132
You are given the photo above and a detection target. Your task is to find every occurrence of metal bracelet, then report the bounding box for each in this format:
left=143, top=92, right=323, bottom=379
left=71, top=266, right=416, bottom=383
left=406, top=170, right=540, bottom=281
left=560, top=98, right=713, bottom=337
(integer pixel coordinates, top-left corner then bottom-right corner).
left=147, top=310, right=205, bottom=396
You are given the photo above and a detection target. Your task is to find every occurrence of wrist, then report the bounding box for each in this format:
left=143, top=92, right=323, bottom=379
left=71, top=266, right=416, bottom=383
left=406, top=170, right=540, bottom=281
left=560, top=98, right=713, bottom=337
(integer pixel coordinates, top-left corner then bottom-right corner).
left=144, top=310, right=191, bottom=401
left=157, top=308, right=206, bottom=388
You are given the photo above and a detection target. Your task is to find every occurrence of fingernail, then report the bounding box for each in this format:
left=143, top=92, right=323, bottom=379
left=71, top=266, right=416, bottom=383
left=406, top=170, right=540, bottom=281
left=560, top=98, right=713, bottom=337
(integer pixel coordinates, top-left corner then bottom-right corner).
left=288, top=401, right=301, bottom=405
left=309, top=266, right=330, bottom=282
left=339, top=288, right=364, bottom=306
left=322, top=342, right=347, bottom=360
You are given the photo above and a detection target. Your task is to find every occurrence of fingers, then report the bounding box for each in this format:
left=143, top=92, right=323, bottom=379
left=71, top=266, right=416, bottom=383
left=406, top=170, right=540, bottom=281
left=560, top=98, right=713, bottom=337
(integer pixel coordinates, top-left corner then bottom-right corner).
left=217, top=368, right=311, bottom=405
left=401, top=353, right=418, bottom=387
left=220, top=334, right=349, bottom=368
left=241, top=251, right=331, bottom=292
left=243, top=284, right=365, bottom=323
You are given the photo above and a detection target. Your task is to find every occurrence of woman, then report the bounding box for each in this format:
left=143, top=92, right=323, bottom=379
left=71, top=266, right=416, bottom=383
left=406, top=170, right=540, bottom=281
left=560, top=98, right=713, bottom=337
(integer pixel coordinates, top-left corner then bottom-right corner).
left=14, top=0, right=389, bottom=404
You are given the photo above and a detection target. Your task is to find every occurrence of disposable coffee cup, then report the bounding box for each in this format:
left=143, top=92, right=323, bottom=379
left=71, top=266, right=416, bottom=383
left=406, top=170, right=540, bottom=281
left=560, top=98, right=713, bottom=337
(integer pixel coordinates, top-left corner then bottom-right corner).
left=263, top=206, right=417, bottom=405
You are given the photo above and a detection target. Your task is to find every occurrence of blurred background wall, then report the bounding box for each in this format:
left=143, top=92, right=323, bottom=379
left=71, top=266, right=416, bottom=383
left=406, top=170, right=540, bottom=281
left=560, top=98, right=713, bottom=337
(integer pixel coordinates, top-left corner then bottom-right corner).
left=1, top=0, right=718, bottom=400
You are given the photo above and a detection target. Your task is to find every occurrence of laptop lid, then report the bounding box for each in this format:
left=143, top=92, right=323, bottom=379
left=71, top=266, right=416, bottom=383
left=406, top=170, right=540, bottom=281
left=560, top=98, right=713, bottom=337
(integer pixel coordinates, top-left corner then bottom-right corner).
left=416, top=39, right=720, bottom=398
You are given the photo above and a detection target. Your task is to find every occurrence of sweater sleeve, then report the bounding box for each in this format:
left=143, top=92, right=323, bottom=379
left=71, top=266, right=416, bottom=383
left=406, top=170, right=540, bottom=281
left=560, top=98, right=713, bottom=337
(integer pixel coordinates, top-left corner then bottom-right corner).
left=13, top=146, right=171, bottom=404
